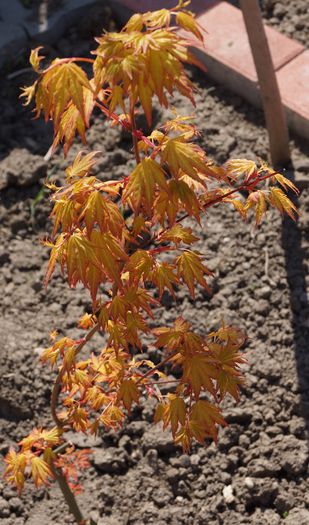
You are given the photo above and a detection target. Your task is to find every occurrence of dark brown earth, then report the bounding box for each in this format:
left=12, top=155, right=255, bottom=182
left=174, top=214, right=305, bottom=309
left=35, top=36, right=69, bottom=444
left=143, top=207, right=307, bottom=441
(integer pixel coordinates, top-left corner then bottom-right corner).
left=0, top=3, right=309, bottom=524
left=231, top=1, right=309, bottom=46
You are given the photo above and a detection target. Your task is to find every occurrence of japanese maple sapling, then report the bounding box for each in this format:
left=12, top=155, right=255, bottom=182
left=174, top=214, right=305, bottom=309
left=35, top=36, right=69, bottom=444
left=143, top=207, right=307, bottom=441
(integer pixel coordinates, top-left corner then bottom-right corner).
left=4, top=2, right=298, bottom=523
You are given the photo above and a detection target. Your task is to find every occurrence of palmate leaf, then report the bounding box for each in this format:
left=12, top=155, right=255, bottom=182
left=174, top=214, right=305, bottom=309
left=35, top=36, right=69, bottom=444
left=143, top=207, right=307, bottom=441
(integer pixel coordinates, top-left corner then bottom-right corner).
left=159, top=224, right=199, bottom=246
left=173, top=400, right=227, bottom=452
left=268, top=187, right=298, bottom=219
left=23, top=58, right=96, bottom=155
left=154, top=317, right=204, bottom=354
left=148, top=262, right=178, bottom=299
left=122, top=158, right=167, bottom=213
left=208, top=326, right=246, bottom=401
left=272, top=173, right=299, bottom=194
left=161, top=137, right=209, bottom=182
left=245, top=190, right=267, bottom=225
left=224, top=158, right=257, bottom=182
left=188, top=400, right=227, bottom=444
left=80, top=190, right=124, bottom=238
left=42, top=62, right=92, bottom=125
left=176, top=250, right=212, bottom=297
left=143, top=9, right=171, bottom=29
left=94, top=17, right=200, bottom=124
left=117, top=379, right=140, bottom=413
left=51, top=86, right=95, bottom=155
left=102, top=287, right=157, bottom=327
left=154, top=394, right=186, bottom=437
left=45, top=230, right=127, bottom=300
left=182, top=353, right=218, bottom=398
left=31, top=457, right=53, bottom=488
left=125, top=250, right=155, bottom=283
left=90, top=230, right=128, bottom=291
left=154, top=316, right=191, bottom=351
left=154, top=179, right=201, bottom=225
left=51, top=199, right=78, bottom=236
left=4, top=449, right=27, bottom=493
left=100, top=405, right=125, bottom=430
left=19, top=427, right=62, bottom=451
left=106, top=311, right=149, bottom=350
left=163, top=114, right=198, bottom=139
left=65, top=151, right=98, bottom=180
left=124, top=252, right=178, bottom=299
left=176, top=11, right=204, bottom=41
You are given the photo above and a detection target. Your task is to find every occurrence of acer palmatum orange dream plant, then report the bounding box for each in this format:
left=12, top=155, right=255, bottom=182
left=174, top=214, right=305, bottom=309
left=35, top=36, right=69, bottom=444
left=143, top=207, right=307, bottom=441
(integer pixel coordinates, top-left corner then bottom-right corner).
left=4, top=2, right=298, bottom=523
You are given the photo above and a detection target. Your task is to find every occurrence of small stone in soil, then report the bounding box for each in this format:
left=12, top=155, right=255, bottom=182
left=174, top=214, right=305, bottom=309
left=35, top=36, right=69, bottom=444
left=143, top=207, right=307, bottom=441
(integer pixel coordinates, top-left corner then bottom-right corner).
left=92, top=447, right=129, bottom=474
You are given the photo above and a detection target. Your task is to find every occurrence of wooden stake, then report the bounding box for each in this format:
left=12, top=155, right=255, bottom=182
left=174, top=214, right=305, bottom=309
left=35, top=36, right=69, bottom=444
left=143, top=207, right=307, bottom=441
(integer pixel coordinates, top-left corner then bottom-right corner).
left=239, top=0, right=290, bottom=167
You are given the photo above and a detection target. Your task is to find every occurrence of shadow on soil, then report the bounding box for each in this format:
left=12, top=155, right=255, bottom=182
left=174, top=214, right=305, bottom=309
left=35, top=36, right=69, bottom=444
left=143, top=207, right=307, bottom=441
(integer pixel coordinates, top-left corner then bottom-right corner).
left=281, top=185, right=309, bottom=440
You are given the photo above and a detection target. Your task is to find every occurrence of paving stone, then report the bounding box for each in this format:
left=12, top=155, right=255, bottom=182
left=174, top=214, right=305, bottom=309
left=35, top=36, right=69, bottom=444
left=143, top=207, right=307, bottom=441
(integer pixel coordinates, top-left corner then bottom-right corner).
left=113, top=0, right=309, bottom=140
left=277, top=49, right=309, bottom=140
left=196, top=2, right=303, bottom=81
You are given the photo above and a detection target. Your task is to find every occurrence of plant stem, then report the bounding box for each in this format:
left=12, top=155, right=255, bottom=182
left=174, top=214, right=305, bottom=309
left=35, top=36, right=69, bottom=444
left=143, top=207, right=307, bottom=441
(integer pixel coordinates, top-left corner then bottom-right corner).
left=94, top=101, right=154, bottom=150
left=130, top=103, right=141, bottom=165
left=51, top=323, right=100, bottom=428
left=50, top=462, right=95, bottom=525
left=136, top=350, right=179, bottom=384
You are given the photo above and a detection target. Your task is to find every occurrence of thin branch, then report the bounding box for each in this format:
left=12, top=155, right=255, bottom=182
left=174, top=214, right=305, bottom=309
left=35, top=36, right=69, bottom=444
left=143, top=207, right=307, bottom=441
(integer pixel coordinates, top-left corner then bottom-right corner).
left=136, top=350, right=179, bottom=385
left=43, top=57, right=95, bottom=75
left=51, top=324, right=100, bottom=428
left=155, top=171, right=282, bottom=241
left=130, top=103, right=141, bottom=165
left=95, top=101, right=155, bottom=149
left=50, top=463, right=87, bottom=525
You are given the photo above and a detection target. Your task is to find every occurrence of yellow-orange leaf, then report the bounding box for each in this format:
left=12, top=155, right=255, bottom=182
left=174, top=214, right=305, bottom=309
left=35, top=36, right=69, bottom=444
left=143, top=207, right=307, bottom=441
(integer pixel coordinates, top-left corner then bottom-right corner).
left=31, top=456, right=53, bottom=487
left=4, top=449, right=27, bottom=492
left=273, top=173, right=299, bottom=194
left=123, top=158, right=167, bottom=213
left=156, top=395, right=187, bottom=437
left=269, top=187, right=298, bottom=220
left=78, top=313, right=97, bottom=330
left=189, top=400, right=226, bottom=444
left=29, top=46, right=45, bottom=72
left=154, top=316, right=191, bottom=351
left=182, top=354, right=218, bottom=398
left=118, top=379, right=139, bottom=413
left=159, top=224, right=199, bottom=246
left=176, top=250, right=212, bottom=297
left=100, top=405, right=125, bottom=430
left=161, top=137, right=209, bottom=182
left=125, top=250, right=154, bottom=283
left=245, top=190, right=267, bottom=225
left=176, top=11, right=204, bottom=41
left=224, top=158, right=257, bottom=181
left=148, top=262, right=178, bottom=299
left=66, top=151, right=98, bottom=180
left=80, top=190, right=124, bottom=238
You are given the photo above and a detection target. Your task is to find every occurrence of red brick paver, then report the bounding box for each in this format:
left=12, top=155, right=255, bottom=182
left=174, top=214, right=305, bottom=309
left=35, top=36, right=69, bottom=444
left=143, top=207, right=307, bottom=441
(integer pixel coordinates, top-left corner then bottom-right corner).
left=196, top=2, right=304, bottom=82
left=277, top=50, right=309, bottom=138
left=114, top=0, right=309, bottom=139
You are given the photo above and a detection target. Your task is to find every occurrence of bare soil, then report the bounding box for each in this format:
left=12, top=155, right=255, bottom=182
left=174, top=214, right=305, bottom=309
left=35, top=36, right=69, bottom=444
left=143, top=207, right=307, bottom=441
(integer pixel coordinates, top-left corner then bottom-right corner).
left=0, top=3, right=309, bottom=524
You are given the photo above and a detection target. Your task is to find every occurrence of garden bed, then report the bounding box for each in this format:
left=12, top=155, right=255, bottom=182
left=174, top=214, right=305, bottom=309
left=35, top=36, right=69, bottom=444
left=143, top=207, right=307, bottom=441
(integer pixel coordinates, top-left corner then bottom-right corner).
left=0, top=4, right=309, bottom=525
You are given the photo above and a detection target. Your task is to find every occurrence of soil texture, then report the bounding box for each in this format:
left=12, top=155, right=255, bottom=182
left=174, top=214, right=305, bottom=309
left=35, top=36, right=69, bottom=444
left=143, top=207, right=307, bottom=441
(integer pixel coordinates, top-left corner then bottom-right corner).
left=0, top=3, right=309, bottom=525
